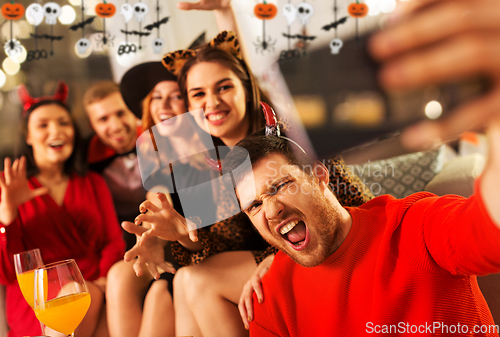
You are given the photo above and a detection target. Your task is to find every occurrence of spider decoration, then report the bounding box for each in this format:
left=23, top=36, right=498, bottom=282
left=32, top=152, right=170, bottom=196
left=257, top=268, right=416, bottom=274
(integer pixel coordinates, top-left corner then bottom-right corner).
left=4, top=38, right=24, bottom=58
left=94, top=31, right=115, bottom=48
left=254, top=1, right=277, bottom=55
left=254, top=34, right=277, bottom=54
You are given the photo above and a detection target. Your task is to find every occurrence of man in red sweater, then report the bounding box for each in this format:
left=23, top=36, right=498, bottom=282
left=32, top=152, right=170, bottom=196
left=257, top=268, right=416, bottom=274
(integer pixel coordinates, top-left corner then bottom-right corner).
left=222, top=119, right=500, bottom=336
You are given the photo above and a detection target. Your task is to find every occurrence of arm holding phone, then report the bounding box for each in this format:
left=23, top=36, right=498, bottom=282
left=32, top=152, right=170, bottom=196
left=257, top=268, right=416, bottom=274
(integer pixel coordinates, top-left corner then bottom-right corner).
left=370, top=0, right=500, bottom=149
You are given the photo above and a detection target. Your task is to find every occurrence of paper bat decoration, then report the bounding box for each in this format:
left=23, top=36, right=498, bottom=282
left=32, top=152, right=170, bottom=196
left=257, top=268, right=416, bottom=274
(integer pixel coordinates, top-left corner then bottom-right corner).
left=120, top=29, right=151, bottom=37
left=282, top=33, right=316, bottom=41
left=30, top=33, right=64, bottom=40
left=69, top=17, right=95, bottom=31
left=321, top=16, right=348, bottom=31
left=144, top=16, right=169, bottom=31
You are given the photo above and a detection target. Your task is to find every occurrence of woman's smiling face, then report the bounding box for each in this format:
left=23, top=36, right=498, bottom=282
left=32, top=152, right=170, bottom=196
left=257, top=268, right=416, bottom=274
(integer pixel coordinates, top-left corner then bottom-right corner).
left=149, top=80, right=187, bottom=136
left=26, top=104, right=75, bottom=167
left=185, top=61, right=250, bottom=146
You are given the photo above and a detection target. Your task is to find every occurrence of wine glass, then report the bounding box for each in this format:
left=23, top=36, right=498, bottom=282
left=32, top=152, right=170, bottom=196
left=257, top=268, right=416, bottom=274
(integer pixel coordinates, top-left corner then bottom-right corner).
left=14, top=248, right=44, bottom=309
left=34, top=259, right=91, bottom=337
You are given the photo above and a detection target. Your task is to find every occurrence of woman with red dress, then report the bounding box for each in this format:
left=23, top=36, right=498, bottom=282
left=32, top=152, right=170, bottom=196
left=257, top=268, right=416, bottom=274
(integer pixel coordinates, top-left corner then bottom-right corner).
left=0, top=82, right=125, bottom=337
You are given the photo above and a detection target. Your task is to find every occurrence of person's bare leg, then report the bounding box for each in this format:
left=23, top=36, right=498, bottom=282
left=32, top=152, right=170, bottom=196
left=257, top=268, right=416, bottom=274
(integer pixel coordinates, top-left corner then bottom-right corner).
left=73, top=281, right=104, bottom=337
left=176, top=251, right=256, bottom=337
left=93, top=303, right=109, bottom=337
left=138, top=279, right=175, bottom=337
left=174, top=269, right=204, bottom=337
left=106, top=260, right=153, bottom=337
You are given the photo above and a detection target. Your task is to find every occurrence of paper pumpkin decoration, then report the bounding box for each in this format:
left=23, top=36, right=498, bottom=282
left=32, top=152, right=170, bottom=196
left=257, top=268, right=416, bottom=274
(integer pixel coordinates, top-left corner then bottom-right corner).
left=348, top=2, right=368, bottom=18
left=2, top=2, right=25, bottom=20
left=95, top=2, right=116, bottom=18
left=254, top=2, right=277, bottom=20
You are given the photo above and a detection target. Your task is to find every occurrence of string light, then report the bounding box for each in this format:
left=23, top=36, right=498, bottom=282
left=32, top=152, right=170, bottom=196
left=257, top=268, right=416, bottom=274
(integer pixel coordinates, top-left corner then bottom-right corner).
left=425, top=101, right=443, bottom=120
left=0, top=70, right=6, bottom=88
left=2, top=58, right=20, bottom=75
left=59, top=5, right=77, bottom=25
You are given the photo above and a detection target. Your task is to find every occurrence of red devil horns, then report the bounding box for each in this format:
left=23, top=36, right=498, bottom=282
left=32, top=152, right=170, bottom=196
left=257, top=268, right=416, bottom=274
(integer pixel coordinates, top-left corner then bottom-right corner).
left=205, top=102, right=280, bottom=173
left=260, top=101, right=280, bottom=137
left=18, top=85, right=35, bottom=112
left=19, top=81, right=70, bottom=117
left=52, top=81, right=69, bottom=104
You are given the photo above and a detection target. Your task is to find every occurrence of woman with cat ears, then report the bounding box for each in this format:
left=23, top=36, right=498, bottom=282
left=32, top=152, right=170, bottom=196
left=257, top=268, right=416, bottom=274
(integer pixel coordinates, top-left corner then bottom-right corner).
left=126, top=31, right=373, bottom=336
left=0, top=82, right=125, bottom=337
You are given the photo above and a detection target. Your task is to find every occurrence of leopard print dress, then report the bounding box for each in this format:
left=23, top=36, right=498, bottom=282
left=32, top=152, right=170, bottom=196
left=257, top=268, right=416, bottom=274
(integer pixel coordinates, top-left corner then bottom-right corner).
left=171, top=156, right=374, bottom=266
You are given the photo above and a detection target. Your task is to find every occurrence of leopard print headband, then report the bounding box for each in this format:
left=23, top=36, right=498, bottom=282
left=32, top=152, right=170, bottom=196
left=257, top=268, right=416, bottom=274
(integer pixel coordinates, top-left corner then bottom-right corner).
left=162, top=30, right=242, bottom=76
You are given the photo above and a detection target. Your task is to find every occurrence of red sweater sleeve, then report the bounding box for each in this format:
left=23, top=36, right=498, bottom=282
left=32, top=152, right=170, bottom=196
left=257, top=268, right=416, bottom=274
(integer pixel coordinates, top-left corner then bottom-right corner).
left=89, top=173, right=125, bottom=278
left=400, top=179, right=500, bottom=276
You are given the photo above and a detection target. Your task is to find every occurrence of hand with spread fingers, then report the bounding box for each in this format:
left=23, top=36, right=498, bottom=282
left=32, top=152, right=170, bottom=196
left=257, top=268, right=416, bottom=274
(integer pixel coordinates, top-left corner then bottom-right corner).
left=129, top=192, right=201, bottom=250
left=238, top=254, right=274, bottom=330
left=122, top=221, right=177, bottom=279
left=0, top=157, right=49, bottom=225
left=369, top=0, right=500, bottom=150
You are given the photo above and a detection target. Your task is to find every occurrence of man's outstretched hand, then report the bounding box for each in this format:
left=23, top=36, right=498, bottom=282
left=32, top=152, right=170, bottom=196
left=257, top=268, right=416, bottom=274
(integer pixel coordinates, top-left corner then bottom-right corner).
left=370, top=0, right=500, bottom=150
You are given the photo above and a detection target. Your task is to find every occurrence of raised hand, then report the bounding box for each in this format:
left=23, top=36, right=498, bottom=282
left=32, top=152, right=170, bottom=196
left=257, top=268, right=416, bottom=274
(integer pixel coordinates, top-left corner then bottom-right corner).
left=133, top=193, right=200, bottom=248
left=369, top=0, right=500, bottom=150
left=177, top=0, right=236, bottom=32
left=0, top=157, right=49, bottom=224
left=177, top=0, right=231, bottom=11
left=238, top=254, right=274, bottom=330
left=122, top=222, right=177, bottom=279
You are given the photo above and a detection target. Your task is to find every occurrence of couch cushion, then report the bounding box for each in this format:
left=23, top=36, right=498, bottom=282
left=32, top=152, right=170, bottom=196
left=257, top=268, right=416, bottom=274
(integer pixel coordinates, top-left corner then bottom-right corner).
left=353, top=148, right=445, bottom=198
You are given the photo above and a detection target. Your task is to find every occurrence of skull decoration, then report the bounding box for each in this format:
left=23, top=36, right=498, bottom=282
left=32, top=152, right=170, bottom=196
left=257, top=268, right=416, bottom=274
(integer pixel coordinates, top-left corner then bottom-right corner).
left=43, top=2, right=61, bottom=25
left=329, top=38, right=343, bottom=54
left=152, top=38, right=164, bottom=54
left=132, top=2, right=149, bottom=22
left=26, top=3, right=44, bottom=26
left=296, top=3, right=314, bottom=25
left=282, top=4, right=296, bottom=26
left=75, top=38, right=91, bottom=55
left=120, top=3, right=133, bottom=23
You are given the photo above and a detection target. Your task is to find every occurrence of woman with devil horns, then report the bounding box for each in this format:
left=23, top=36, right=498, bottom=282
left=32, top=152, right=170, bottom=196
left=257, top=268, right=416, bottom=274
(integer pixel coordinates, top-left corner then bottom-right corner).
left=123, top=31, right=373, bottom=337
left=0, top=82, right=125, bottom=337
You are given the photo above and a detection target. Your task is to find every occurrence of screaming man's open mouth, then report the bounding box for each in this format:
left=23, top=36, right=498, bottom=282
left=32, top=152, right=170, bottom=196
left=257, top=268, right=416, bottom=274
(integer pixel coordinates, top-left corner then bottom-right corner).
left=279, top=220, right=309, bottom=251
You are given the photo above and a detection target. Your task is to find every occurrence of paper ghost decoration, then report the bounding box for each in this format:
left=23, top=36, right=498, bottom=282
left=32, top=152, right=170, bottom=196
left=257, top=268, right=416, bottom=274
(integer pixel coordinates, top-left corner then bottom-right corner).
left=120, top=3, right=133, bottom=23
left=26, top=3, right=44, bottom=26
